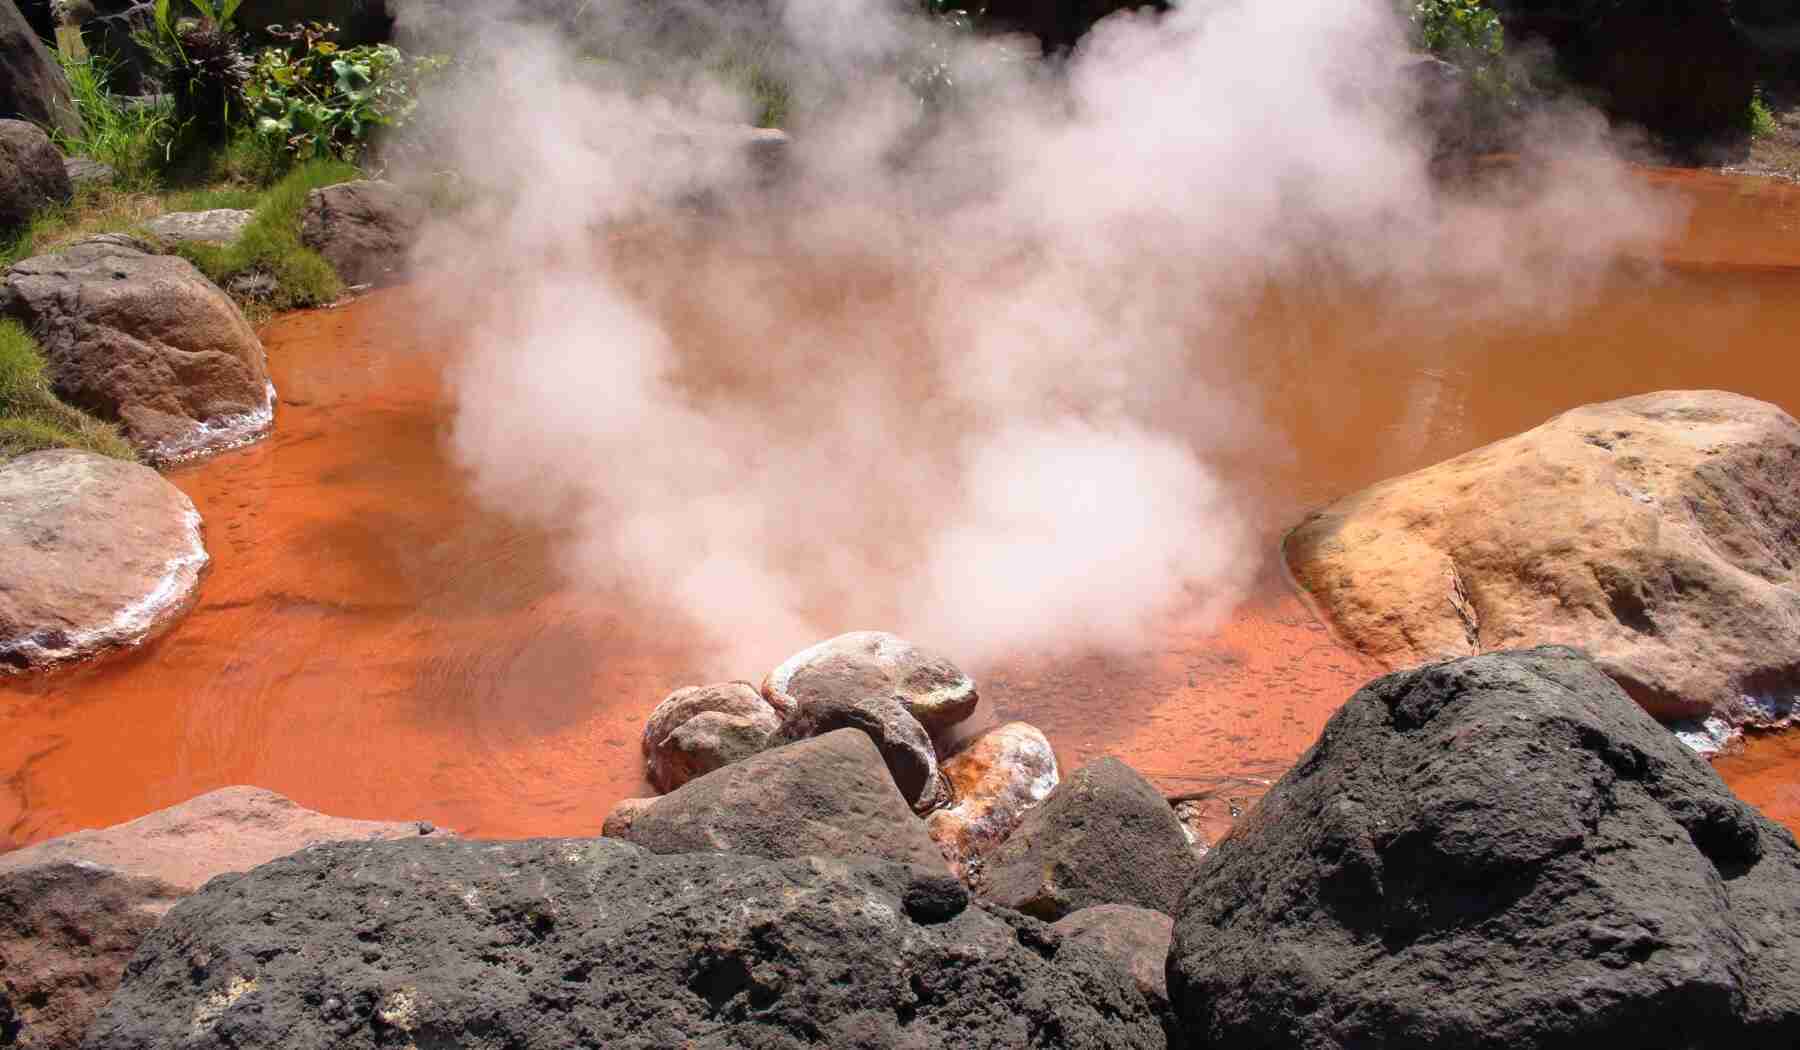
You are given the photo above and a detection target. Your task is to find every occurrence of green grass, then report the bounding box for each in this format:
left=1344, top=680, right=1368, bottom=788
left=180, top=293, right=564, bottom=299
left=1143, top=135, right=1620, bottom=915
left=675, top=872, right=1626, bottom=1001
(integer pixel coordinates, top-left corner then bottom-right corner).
left=55, top=54, right=173, bottom=191
left=174, top=158, right=359, bottom=315
left=0, top=320, right=135, bottom=462
left=0, top=184, right=165, bottom=268
left=1749, top=89, right=1778, bottom=140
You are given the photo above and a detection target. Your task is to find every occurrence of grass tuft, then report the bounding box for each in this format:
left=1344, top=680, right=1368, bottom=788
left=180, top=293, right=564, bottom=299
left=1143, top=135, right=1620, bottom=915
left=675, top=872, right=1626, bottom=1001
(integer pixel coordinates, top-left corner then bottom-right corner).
left=0, top=319, right=136, bottom=462
left=174, top=158, right=360, bottom=315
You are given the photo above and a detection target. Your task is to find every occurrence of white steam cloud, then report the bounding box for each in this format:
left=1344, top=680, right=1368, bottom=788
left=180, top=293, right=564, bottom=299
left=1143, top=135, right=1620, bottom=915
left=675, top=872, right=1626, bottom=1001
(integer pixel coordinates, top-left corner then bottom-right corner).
left=394, top=0, right=1672, bottom=673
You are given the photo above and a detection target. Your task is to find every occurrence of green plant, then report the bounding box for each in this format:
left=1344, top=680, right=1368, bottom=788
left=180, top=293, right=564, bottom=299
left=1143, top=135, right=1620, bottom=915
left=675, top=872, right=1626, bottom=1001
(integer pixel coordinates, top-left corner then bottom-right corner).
left=1411, top=0, right=1503, bottom=61
left=0, top=319, right=135, bottom=461
left=55, top=53, right=174, bottom=189
left=176, top=157, right=358, bottom=314
left=137, top=0, right=253, bottom=148
left=1749, top=89, right=1778, bottom=139
left=246, top=22, right=444, bottom=163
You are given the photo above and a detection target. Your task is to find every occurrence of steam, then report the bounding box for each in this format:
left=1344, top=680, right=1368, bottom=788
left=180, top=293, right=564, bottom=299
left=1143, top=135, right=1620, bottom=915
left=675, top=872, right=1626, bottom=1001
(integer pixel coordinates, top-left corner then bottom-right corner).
left=394, top=0, right=1672, bottom=673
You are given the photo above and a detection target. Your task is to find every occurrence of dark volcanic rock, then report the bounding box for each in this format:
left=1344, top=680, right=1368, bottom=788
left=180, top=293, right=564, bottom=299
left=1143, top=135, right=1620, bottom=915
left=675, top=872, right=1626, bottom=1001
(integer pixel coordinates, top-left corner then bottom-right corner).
left=0, top=5, right=80, bottom=140
left=298, top=179, right=424, bottom=287
left=0, top=787, right=441, bottom=1050
left=82, top=837, right=1169, bottom=1050
left=980, top=756, right=1201, bottom=921
left=0, top=450, right=205, bottom=671
left=1, top=235, right=272, bottom=460
left=612, top=728, right=949, bottom=870
left=1052, top=904, right=1174, bottom=1009
left=0, top=118, right=72, bottom=233
left=1169, top=646, right=1800, bottom=1049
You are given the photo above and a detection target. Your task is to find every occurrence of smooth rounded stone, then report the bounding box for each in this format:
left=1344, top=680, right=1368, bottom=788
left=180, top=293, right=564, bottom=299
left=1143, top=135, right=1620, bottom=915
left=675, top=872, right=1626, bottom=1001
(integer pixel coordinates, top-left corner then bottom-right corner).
left=1287, top=390, right=1800, bottom=725
left=298, top=179, right=424, bottom=288
left=0, top=118, right=71, bottom=233
left=1052, top=905, right=1175, bottom=1009
left=0, top=786, right=442, bottom=1050
left=764, top=630, right=980, bottom=737
left=0, top=450, right=206, bottom=670
left=779, top=688, right=949, bottom=814
left=0, top=235, right=272, bottom=461
left=1169, top=646, right=1800, bottom=1049
left=82, top=837, right=1169, bottom=1050
left=979, top=756, right=1201, bottom=921
left=611, top=728, right=949, bottom=871
left=63, top=156, right=117, bottom=188
left=142, top=208, right=253, bottom=246
left=0, top=6, right=80, bottom=140
left=641, top=681, right=781, bottom=793
left=926, top=721, right=1059, bottom=879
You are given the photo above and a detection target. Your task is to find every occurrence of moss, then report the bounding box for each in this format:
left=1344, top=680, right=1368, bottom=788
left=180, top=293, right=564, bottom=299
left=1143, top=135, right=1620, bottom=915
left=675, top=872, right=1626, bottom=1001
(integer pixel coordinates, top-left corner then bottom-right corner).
left=0, top=320, right=136, bottom=462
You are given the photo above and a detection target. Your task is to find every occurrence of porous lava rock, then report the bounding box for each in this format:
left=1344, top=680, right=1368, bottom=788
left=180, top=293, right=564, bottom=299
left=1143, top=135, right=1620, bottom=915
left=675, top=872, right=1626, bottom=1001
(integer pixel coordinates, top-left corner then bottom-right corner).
left=927, top=721, right=1060, bottom=878
left=641, top=680, right=782, bottom=793
left=81, top=837, right=1170, bottom=1050
left=1052, top=904, right=1174, bottom=1010
left=0, top=786, right=440, bottom=1050
left=142, top=208, right=253, bottom=247
left=765, top=630, right=980, bottom=737
left=0, top=450, right=206, bottom=670
left=980, top=756, right=1201, bottom=921
left=0, top=118, right=71, bottom=234
left=1287, top=390, right=1800, bottom=725
left=1169, top=646, right=1800, bottom=1049
left=0, top=6, right=80, bottom=140
left=0, top=235, right=272, bottom=461
left=610, top=728, right=948, bottom=870
left=298, top=179, right=424, bottom=288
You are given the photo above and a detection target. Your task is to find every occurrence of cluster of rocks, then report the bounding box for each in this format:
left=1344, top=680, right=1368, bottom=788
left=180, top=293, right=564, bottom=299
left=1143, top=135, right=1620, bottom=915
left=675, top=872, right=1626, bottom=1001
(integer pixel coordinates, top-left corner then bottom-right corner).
left=5, top=647, right=1796, bottom=1050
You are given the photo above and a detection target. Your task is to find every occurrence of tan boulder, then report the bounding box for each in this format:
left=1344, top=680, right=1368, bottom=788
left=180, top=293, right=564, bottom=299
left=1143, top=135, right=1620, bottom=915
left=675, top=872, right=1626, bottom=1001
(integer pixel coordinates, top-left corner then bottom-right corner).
left=1286, top=390, right=1800, bottom=724
left=0, top=450, right=206, bottom=671
left=927, top=721, right=1059, bottom=879
left=641, top=681, right=781, bottom=793
left=0, top=787, right=442, bottom=1050
left=763, top=630, right=979, bottom=737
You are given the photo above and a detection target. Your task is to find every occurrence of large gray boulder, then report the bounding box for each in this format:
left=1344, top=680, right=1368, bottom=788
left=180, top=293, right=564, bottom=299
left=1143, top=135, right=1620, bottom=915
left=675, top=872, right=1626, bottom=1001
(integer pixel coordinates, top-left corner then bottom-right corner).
left=0, top=235, right=272, bottom=462
left=0, top=450, right=205, bottom=671
left=1169, top=647, right=1800, bottom=1049
left=0, top=787, right=440, bottom=1050
left=0, top=4, right=80, bottom=140
left=0, top=118, right=71, bottom=234
left=980, top=756, right=1201, bottom=921
left=142, top=208, right=253, bottom=247
left=81, top=837, right=1169, bottom=1049
left=609, top=728, right=948, bottom=870
left=298, top=180, right=424, bottom=287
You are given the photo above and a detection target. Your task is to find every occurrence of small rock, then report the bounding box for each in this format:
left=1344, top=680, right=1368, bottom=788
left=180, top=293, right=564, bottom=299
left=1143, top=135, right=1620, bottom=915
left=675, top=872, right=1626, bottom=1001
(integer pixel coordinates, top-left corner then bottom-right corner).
left=63, top=157, right=116, bottom=189
left=0, top=118, right=70, bottom=233
left=611, top=729, right=949, bottom=870
left=0, top=450, right=206, bottom=671
left=641, top=681, right=781, bottom=793
left=599, top=796, right=654, bottom=838
left=298, top=179, right=424, bottom=287
left=143, top=208, right=253, bottom=246
left=764, top=630, right=979, bottom=737
left=0, top=235, right=272, bottom=461
left=0, top=786, right=445, bottom=1050
left=981, top=756, right=1202, bottom=921
left=927, top=721, right=1059, bottom=878
left=779, top=688, right=949, bottom=813
left=1053, top=904, right=1176, bottom=1009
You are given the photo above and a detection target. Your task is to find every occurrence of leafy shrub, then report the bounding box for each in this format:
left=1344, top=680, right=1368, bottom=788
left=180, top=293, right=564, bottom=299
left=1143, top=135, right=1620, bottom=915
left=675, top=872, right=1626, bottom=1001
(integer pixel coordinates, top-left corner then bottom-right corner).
left=1748, top=89, right=1777, bottom=139
left=0, top=319, right=134, bottom=462
left=136, top=0, right=253, bottom=147
left=246, top=23, right=444, bottom=163
left=1411, top=0, right=1503, bottom=63
left=175, top=157, right=358, bottom=314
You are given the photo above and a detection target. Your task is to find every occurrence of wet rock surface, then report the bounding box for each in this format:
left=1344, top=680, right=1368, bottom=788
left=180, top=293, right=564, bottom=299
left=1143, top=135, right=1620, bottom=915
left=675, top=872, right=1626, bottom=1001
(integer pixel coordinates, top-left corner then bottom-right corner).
left=83, top=836, right=1169, bottom=1050
left=298, top=180, right=424, bottom=288
left=1288, top=390, right=1800, bottom=724
left=642, top=680, right=781, bottom=793
left=0, top=118, right=71, bottom=233
left=927, top=721, right=1059, bottom=878
left=980, top=756, right=1201, bottom=920
left=0, top=450, right=206, bottom=671
left=0, top=787, right=439, bottom=1050
left=611, top=728, right=947, bottom=870
left=1169, top=646, right=1800, bottom=1049
left=142, top=208, right=253, bottom=247
left=0, top=235, right=272, bottom=461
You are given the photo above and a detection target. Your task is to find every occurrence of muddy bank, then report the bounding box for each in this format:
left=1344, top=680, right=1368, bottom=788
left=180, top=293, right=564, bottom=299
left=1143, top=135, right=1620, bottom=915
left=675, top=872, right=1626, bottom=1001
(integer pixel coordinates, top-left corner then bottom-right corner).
left=3, top=169, right=1799, bottom=849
